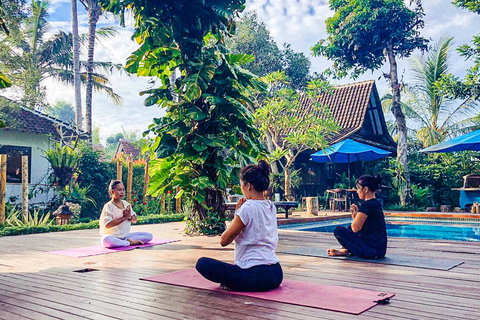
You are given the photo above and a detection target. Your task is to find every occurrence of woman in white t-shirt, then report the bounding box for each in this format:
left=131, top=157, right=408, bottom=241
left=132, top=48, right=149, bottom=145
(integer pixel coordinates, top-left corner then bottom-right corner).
left=196, top=160, right=282, bottom=292
left=99, top=180, right=153, bottom=248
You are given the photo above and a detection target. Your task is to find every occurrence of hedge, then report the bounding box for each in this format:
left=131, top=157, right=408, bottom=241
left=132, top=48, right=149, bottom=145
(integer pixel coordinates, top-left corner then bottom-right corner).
left=0, top=214, right=186, bottom=237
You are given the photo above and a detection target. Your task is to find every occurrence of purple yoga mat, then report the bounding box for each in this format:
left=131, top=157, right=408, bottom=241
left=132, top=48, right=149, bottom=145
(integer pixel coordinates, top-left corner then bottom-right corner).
left=141, top=268, right=394, bottom=315
left=46, top=239, right=180, bottom=257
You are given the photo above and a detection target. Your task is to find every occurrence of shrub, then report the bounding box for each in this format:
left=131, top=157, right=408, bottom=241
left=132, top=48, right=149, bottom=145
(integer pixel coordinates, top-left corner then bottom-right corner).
left=0, top=214, right=185, bottom=237
left=4, top=206, right=53, bottom=227
left=76, top=143, right=115, bottom=219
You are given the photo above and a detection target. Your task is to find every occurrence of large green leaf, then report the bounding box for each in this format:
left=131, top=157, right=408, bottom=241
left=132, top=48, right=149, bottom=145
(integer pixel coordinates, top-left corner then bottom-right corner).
left=185, top=82, right=202, bottom=100
left=0, top=71, right=12, bottom=89
left=185, top=106, right=208, bottom=121
left=228, top=53, right=255, bottom=65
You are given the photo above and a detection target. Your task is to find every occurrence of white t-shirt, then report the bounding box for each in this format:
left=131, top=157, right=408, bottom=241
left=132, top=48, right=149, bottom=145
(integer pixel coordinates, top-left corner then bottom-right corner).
left=99, top=200, right=137, bottom=238
left=234, top=200, right=279, bottom=269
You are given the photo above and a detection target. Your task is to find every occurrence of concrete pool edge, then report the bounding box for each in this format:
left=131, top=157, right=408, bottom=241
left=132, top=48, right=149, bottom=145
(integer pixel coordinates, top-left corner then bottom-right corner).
left=277, top=210, right=480, bottom=227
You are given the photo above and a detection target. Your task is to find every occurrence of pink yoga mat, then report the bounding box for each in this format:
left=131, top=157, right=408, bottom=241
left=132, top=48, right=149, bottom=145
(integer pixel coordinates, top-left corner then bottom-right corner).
left=46, top=239, right=180, bottom=257
left=141, top=268, right=394, bottom=315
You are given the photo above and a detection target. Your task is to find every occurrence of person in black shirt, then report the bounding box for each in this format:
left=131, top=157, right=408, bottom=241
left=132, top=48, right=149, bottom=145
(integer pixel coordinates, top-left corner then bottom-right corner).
left=327, top=174, right=387, bottom=259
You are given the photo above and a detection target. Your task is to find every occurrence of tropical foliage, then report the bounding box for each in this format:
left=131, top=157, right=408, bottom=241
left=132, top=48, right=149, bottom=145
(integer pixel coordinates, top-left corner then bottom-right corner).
left=43, top=143, right=81, bottom=188
left=437, top=1, right=480, bottom=101
left=254, top=71, right=339, bottom=199
left=312, top=0, right=429, bottom=205
left=45, top=100, right=75, bottom=122
left=100, top=0, right=266, bottom=234
left=5, top=205, right=53, bottom=227
left=382, top=37, right=480, bottom=148
left=226, top=11, right=311, bottom=89
left=0, top=0, right=121, bottom=110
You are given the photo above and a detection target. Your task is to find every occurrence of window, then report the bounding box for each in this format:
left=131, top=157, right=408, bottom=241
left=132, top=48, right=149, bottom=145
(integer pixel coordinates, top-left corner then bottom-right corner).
left=0, top=145, right=31, bottom=183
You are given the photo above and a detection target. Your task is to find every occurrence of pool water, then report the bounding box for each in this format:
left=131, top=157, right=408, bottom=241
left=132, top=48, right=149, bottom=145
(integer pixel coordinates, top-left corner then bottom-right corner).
left=283, top=219, right=480, bottom=242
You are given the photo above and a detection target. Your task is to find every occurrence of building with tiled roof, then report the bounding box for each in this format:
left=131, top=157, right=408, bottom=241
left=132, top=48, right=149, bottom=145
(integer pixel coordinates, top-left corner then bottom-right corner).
left=294, top=80, right=396, bottom=198
left=298, top=79, right=395, bottom=151
left=114, top=139, right=141, bottom=160
left=0, top=104, right=82, bottom=204
left=0, top=104, right=80, bottom=137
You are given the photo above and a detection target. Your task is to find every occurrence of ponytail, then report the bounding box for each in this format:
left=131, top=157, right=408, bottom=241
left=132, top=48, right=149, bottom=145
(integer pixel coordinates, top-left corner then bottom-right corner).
left=240, top=160, right=271, bottom=192
left=356, top=174, right=382, bottom=191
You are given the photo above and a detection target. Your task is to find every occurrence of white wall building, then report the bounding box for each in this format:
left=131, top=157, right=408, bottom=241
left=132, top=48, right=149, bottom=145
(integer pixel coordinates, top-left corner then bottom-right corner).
left=0, top=105, right=79, bottom=205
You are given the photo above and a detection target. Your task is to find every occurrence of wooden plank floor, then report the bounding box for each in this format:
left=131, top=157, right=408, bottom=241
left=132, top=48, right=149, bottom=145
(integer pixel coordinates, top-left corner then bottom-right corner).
left=1, top=222, right=479, bottom=319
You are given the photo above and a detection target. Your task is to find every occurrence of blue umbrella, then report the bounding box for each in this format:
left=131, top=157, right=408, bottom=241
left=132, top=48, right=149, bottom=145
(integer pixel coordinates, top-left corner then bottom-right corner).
left=310, top=139, right=392, bottom=187
left=419, top=129, right=480, bottom=153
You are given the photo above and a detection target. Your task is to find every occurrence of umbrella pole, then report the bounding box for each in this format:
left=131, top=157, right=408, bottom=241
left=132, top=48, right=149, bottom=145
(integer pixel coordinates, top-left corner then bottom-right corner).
left=348, top=155, right=351, bottom=189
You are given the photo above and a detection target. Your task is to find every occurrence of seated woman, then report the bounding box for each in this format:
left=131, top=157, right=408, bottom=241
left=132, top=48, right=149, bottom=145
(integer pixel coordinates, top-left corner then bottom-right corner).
left=195, top=160, right=283, bottom=292
left=327, top=174, right=387, bottom=259
left=99, top=180, right=153, bottom=248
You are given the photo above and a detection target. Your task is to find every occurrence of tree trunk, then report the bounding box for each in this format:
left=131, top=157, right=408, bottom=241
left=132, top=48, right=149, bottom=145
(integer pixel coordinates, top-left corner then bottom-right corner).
left=71, top=0, right=82, bottom=130
left=85, top=1, right=101, bottom=138
left=265, top=131, right=279, bottom=174
left=283, top=153, right=294, bottom=201
left=386, top=43, right=411, bottom=206
left=192, top=188, right=226, bottom=234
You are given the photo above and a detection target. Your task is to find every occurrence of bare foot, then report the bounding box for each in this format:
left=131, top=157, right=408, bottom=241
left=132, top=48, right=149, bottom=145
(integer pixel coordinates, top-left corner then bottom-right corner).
left=326, top=248, right=349, bottom=256
left=127, top=239, right=144, bottom=246
left=220, top=284, right=230, bottom=290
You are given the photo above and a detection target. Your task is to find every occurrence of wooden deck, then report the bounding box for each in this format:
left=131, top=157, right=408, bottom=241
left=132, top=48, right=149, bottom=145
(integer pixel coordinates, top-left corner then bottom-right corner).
left=1, top=222, right=480, bottom=319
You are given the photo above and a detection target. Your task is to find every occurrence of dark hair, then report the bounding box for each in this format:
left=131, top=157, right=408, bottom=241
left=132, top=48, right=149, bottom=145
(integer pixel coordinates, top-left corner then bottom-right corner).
left=356, top=174, right=382, bottom=192
left=108, top=180, right=123, bottom=194
left=240, top=160, right=271, bottom=192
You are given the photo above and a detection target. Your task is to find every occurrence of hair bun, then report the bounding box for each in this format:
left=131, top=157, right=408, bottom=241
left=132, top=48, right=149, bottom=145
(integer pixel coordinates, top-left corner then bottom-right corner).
left=258, top=160, right=271, bottom=175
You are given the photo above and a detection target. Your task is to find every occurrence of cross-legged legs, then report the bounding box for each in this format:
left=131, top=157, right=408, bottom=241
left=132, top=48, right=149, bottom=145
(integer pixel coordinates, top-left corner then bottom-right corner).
left=329, top=226, right=384, bottom=259
left=101, top=232, right=153, bottom=248
left=195, top=257, right=283, bottom=292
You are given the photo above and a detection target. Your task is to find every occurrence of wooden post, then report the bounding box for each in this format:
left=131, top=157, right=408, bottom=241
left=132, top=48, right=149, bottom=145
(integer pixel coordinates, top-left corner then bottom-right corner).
left=116, top=160, right=122, bottom=181
left=161, top=194, right=166, bottom=214
left=176, top=187, right=182, bottom=213
left=127, top=160, right=133, bottom=202
left=143, top=161, right=149, bottom=203
left=22, top=155, right=28, bottom=222
left=0, top=154, right=7, bottom=224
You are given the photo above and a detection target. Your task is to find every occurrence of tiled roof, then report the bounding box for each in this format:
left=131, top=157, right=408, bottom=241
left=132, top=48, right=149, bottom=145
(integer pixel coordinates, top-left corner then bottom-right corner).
left=115, top=139, right=141, bottom=159
left=0, top=104, right=79, bottom=137
left=297, top=80, right=375, bottom=145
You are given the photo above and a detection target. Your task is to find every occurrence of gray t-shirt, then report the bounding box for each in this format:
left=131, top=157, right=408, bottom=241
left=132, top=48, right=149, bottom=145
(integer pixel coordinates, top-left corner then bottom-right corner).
left=234, top=200, right=279, bottom=269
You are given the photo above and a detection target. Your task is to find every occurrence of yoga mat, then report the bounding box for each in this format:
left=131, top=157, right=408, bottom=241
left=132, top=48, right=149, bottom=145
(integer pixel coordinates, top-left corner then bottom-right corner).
left=280, top=247, right=464, bottom=271
left=46, top=239, right=179, bottom=258
left=141, top=268, right=394, bottom=315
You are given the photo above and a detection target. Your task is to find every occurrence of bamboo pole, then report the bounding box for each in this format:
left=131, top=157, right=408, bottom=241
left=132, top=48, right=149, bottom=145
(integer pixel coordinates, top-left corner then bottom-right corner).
left=22, top=155, right=28, bottom=222
left=161, top=194, right=166, bottom=214
left=0, top=154, right=7, bottom=224
left=127, top=160, right=133, bottom=202
left=143, top=161, right=149, bottom=203
left=116, top=160, right=122, bottom=181
left=176, top=187, right=182, bottom=213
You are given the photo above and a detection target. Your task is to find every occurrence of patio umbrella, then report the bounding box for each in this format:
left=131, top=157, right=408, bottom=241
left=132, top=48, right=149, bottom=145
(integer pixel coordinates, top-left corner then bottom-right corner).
left=419, top=129, right=480, bottom=153
left=310, top=138, right=392, bottom=188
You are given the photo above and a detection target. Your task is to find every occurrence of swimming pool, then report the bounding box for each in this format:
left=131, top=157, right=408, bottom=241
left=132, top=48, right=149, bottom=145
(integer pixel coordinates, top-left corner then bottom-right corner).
left=281, top=218, right=480, bottom=242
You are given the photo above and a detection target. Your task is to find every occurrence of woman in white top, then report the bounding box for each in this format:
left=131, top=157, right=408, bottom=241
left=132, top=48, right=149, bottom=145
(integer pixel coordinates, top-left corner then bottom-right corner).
left=196, top=161, right=282, bottom=292
left=99, top=180, right=153, bottom=248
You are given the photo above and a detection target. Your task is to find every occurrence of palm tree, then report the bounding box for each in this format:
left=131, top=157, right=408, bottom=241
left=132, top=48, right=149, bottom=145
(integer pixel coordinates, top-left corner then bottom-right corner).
left=382, top=36, right=480, bottom=148
left=71, top=0, right=82, bottom=129
left=80, top=0, right=102, bottom=137
left=0, top=0, right=121, bottom=110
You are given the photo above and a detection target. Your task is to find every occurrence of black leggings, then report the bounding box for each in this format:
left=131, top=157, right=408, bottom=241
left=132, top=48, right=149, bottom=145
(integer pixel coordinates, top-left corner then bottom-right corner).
left=334, top=226, right=386, bottom=259
left=195, top=257, right=283, bottom=292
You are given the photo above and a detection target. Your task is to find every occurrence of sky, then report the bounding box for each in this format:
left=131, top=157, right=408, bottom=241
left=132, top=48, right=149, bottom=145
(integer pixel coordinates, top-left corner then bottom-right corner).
left=37, top=0, right=480, bottom=143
